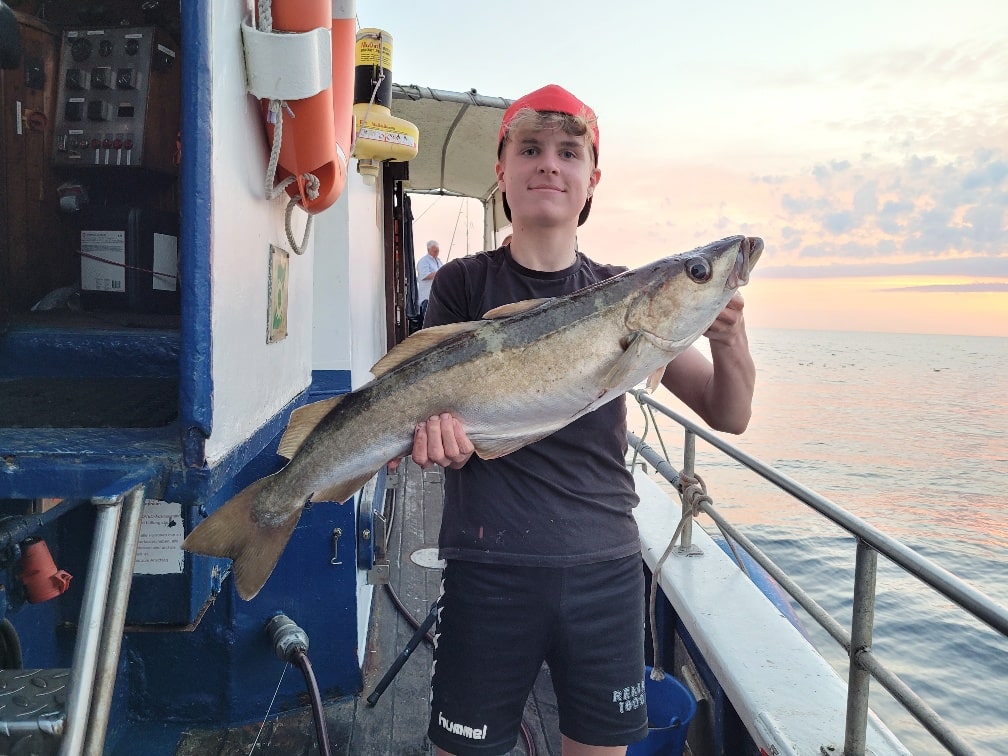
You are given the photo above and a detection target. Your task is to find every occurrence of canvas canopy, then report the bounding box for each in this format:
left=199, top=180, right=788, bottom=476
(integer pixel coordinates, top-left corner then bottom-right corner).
left=390, top=84, right=513, bottom=233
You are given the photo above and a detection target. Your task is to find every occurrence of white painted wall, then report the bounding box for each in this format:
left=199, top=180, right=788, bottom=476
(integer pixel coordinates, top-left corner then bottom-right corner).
left=347, top=174, right=390, bottom=388
left=204, top=2, right=389, bottom=463
left=312, top=171, right=388, bottom=384
left=311, top=190, right=352, bottom=373
left=204, top=0, right=309, bottom=463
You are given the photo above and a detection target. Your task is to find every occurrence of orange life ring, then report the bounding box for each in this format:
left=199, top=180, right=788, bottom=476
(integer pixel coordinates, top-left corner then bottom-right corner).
left=259, top=0, right=354, bottom=215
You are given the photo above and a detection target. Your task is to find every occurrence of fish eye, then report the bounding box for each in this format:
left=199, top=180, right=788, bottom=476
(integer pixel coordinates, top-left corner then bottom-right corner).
left=685, top=256, right=713, bottom=283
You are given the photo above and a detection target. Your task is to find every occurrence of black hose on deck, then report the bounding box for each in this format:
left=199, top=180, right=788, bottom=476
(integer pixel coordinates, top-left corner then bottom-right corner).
left=0, top=618, right=22, bottom=669
left=291, top=647, right=332, bottom=756
left=266, top=614, right=332, bottom=756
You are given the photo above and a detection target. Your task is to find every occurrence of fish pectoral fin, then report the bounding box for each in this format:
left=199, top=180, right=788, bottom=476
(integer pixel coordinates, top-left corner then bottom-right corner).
left=310, top=469, right=378, bottom=505
left=482, top=298, right=552, bottom=319
left=646, top=365, right=667, bottom=393
left=182, top=474, right=300, bottom=601
left=370, top=321, right=483, bottom=377
left=278, top=396, right=345, bottom=459
left=602, top=332, right=648, bottom=391
left=472, top=431, right=555, bottom=460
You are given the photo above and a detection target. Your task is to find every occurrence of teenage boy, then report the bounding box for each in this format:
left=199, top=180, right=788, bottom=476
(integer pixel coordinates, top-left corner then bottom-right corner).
left=412, top=84, right=755, bottom=756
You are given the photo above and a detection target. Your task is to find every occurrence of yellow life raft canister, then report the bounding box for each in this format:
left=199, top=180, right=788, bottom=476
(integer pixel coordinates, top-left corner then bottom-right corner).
left=351, top=28, right=419, bottom=183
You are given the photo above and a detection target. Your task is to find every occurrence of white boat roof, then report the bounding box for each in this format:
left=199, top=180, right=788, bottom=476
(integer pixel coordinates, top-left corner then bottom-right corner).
left=391, top=83, right=511, bottom=209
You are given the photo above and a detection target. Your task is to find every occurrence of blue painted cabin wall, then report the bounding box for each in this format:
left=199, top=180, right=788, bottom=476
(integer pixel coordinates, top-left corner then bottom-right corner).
left=177, top=0, right=213, bottom=467
left=0, top=0, right=368, bottom=739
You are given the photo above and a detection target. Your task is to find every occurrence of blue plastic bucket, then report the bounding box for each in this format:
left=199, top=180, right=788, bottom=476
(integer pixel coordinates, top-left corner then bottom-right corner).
left=625, top=668, right=697, bottom=756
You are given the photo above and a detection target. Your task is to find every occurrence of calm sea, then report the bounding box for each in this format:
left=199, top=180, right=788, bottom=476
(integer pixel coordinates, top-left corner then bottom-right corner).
left=630, top=328, right=1008, bottom=755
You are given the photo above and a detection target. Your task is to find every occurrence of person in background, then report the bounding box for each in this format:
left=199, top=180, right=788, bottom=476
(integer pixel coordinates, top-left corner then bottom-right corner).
left=407, top=84, right=755, bottom=756
left=416, top=239, right=443, bottom=325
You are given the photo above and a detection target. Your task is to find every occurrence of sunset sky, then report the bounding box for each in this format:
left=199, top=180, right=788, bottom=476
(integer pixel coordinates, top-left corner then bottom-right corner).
left=362, top=0, right=1008, bottom=338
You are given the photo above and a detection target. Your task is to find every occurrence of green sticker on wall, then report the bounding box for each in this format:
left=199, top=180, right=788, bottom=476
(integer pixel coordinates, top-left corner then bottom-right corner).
left=267, top=244, right=289, bottom=343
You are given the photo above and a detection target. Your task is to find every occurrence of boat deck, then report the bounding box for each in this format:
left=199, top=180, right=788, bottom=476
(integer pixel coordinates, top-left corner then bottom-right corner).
left=174, top=459, right=561, bottom=755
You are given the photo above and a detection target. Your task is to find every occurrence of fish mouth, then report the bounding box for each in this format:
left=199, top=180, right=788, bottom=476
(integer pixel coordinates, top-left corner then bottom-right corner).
left=728, top=236, right=763, bottom=289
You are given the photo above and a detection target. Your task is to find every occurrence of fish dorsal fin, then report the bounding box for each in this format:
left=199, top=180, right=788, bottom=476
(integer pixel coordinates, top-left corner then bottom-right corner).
left=277, top=396, right=344, bottom=460
left=482, top=298, right=552, bottom=319
left=370, top=321, right=483, bottom=378
left=601, top=331, right=649, bottom=391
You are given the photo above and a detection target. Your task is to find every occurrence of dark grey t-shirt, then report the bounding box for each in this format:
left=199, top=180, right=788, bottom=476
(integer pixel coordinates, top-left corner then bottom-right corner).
left=424, top=246, right=641, bottom=566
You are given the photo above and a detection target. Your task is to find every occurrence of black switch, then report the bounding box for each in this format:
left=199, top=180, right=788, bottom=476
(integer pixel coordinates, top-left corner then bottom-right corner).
left=115, top=68, right=136, bottom=89
left=65, top=68, right=86, bottom=90
left=86, top=100, right=113, bottom=121
left=64, top=99, right=84, bottom=122
left=90, top=67, right=112, bottom=90
left=70, top=38, right=92, bottom=62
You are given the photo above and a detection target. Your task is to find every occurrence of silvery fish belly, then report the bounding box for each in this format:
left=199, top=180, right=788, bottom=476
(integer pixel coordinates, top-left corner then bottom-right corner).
left=183, top=235, right=763, bottom=599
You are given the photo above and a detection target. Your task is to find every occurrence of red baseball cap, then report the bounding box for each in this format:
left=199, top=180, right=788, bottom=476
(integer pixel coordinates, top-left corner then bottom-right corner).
left=497, top=84, right=599, bottom=226
left=497, top=84, right=599, bottom=160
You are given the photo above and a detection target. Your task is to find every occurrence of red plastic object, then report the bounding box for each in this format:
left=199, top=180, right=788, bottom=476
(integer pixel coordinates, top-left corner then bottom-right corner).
left=19, top=538, right=72, bottom=603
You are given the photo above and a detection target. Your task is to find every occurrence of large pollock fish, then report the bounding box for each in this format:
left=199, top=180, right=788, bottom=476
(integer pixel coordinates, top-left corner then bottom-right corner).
left=183, top=235, right=763, bottom=599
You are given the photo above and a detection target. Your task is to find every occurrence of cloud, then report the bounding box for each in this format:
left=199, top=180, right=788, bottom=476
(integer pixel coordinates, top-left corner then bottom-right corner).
left=770, top=148, right=1008, bottom=266
left=962, top=156, right=1008, bottom=190
left=812, top=160, right=852, bottom=182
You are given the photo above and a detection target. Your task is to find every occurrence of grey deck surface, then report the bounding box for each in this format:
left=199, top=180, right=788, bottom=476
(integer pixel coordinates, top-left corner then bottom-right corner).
left=176, top=460, right=560, bottom=755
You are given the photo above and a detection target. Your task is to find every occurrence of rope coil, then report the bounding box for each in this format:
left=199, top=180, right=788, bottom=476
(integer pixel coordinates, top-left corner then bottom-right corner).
left=647, top=470, right=708, bottom=680
left=257, top=1, right=321, bottom=255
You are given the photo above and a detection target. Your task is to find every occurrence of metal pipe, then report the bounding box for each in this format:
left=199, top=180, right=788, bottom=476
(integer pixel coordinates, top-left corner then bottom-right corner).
left=627, top=433, right=681, bottom=490
left=0, top=498, right=91, bottom=551
left=58, top=500, right=124, bottom=756
left=680, top=431, right=696, bottom=550
left=82, top=485, right=147, bottom=756
left=843, top=540, right=877, bottom=755
left=627, top=413, right=998, bottom=755
left=857, top=648, right=980, bottom=756
left=691, top=491, right=853, bottom=652
left=630, top=391, right=1008, bottom=637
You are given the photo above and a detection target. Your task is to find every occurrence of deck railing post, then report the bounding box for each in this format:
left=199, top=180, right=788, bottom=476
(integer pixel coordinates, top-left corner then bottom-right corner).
left=844, top=538, right=878, bottom=755
left=680, top=430, right=696, bottom=551
left=58, top=496, right=124, bottom=756
left=83, top=484, right=147, bottom=755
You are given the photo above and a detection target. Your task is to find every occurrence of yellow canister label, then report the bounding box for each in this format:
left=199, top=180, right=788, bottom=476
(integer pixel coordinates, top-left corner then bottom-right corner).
left=355, top=29, right=393, bottom=69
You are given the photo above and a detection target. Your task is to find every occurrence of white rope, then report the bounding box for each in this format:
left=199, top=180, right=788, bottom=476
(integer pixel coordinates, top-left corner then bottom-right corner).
left=257, top=0, right=320, bottom=254
left=286, top=189, right=316, bottom=255
left=648, top=472, right=711, bottom=680
left=248, top=660, right=289, bottom=754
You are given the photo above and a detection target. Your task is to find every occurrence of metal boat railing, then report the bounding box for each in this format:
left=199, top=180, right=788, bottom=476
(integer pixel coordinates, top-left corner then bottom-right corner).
left=627, top=389, right=1008, bottom=756
left=0, top=466, right=156, bottom=755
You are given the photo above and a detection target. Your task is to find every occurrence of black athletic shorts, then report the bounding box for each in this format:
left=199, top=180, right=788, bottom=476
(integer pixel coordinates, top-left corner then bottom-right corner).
left=427, top=554, right=648, bottom=755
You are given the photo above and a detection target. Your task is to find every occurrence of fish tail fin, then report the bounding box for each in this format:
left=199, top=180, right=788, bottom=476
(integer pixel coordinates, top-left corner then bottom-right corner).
left=183, top=476, right=301, bottom=601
